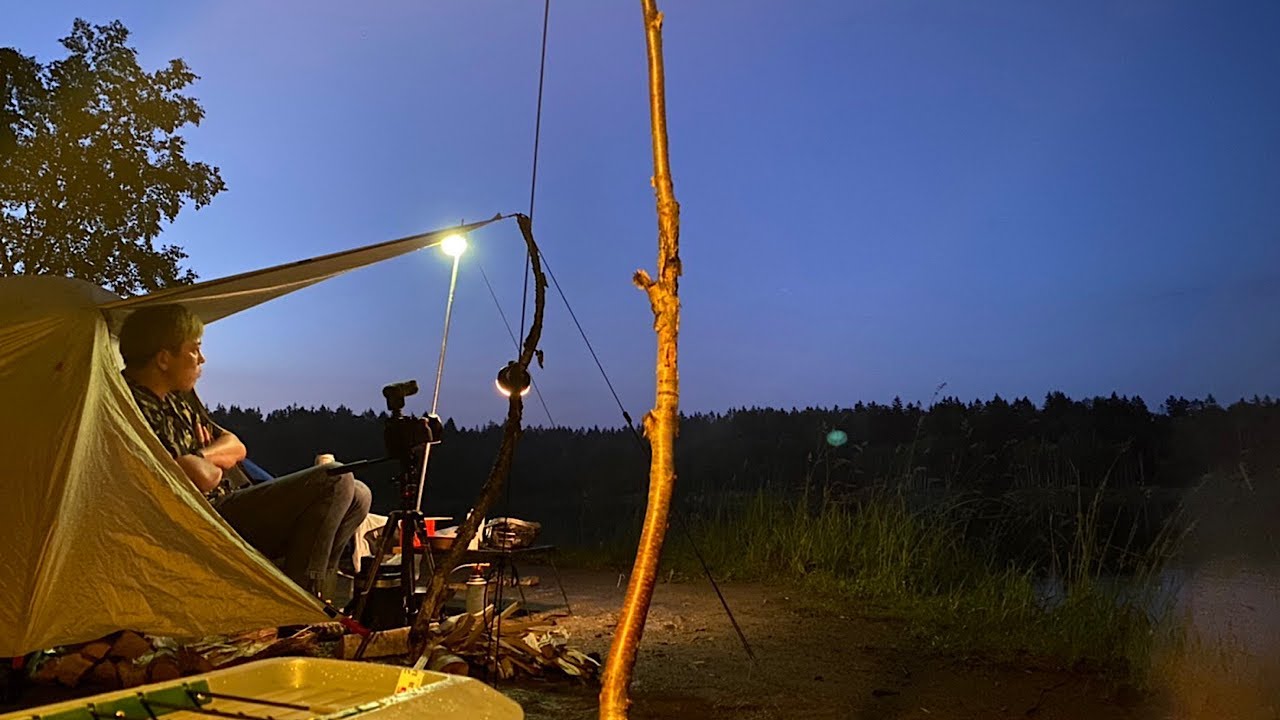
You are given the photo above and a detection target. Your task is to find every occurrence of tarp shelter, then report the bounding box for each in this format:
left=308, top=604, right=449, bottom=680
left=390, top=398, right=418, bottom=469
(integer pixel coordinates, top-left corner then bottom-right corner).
left=0, top=216, right=502, bottom=657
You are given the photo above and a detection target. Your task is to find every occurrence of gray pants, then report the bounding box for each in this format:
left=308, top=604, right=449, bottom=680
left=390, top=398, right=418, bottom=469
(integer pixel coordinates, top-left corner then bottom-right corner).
left=214, top=466, right=372, bottom=592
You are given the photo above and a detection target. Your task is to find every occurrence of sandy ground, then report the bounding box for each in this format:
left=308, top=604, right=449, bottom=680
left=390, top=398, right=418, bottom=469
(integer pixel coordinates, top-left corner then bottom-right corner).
left=496, top=566, right=1179, bottom=720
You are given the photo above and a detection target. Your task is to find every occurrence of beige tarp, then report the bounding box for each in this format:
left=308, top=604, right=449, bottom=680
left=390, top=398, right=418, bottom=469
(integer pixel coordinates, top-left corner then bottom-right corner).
left=0, top=216, right=503, bottom=656
left=102, top=216, right=501, bottom=323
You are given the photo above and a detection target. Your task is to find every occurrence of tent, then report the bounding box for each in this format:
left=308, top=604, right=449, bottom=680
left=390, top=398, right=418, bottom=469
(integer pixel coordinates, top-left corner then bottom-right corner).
left=0, top=216, right=503, bottom=657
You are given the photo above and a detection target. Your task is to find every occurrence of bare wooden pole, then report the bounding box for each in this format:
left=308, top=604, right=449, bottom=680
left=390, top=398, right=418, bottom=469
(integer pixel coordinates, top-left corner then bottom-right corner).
left=599, top=2, right=682, bottom=718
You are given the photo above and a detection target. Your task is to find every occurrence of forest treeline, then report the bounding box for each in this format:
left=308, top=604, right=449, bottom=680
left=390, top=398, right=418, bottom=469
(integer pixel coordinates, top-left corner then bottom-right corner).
left=212, top=392, right=1279, bottom=552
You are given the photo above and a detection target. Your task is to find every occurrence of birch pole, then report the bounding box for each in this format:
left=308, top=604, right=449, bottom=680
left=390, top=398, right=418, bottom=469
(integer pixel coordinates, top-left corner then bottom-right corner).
left=599, top=2, right=682, bottom=717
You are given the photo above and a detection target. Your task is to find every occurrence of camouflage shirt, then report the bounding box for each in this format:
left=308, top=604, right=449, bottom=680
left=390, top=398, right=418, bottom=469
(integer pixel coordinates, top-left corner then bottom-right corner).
left=124, top=376, right=249, bottom=501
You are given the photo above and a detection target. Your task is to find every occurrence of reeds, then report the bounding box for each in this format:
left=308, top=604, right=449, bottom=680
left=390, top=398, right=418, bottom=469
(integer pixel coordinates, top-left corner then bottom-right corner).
left=656, top=483, right=1187, bottom=683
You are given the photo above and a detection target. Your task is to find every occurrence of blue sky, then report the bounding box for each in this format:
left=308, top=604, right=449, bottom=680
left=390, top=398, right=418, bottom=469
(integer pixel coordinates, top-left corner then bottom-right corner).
left=7, top=1, right=1279, bottom=428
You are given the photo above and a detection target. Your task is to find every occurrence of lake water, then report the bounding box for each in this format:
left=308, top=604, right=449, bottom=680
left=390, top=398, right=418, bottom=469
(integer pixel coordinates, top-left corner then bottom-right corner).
left=1157, top=558, right=1280, bottom=716
left=1166, top=558, right=1280, bottom=662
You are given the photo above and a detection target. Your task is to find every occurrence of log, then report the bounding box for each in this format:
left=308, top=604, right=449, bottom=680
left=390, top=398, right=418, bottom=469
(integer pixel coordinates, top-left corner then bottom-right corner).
left=461, top=617, right=485, bottom=652
left=499, top=600, right=521, bottom=621
left=338, top=627, right=410, bottom=660
left=437, top=614, right=464, bottom=636
left=109, top=631, right=152, bottom=661
left=30, top=658, right=58, bottom=685
left=247, top=634, right=319, bottom=662
left=88, top=659, right=120, bottom=689
left=500, top=622, right=553, bottom=636
left=505, top=653, right=542, bottom=676
left=229, top=627, right=278, bottom=644
left=520, top=633, right=547, bottom=661
left=117, top=660, right=149, bottom=689
left=80, top=640, right=112, bottom=662
left=176, top=648, right=214, bottom=675
left=555, top=657, right=583, bottom=677
left=442, top=614, right=474, bottom=646
left=147, top=655, right=182, bottom=683
left=52, top=654, right=95, bottom=687
left=565, top=649, right=601, bottom=668
left=306, top=622, right=346, bottom=640
left=426, top=652, right=469, bottom=676
left=496, top=639, right=527, bottom=657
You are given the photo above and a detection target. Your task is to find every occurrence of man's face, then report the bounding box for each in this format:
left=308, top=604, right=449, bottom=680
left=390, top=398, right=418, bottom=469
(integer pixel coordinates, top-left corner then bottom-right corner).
left=157, top=336, right=205, bottom=393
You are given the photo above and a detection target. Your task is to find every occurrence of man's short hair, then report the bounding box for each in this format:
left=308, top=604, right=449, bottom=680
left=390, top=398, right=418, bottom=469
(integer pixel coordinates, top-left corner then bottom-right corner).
left=118, top=305, right=204, bottom=369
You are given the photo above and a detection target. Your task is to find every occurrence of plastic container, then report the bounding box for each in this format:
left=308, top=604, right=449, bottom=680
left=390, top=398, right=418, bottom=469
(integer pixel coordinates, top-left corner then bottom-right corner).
left=0, top=657, right=522, bottom=719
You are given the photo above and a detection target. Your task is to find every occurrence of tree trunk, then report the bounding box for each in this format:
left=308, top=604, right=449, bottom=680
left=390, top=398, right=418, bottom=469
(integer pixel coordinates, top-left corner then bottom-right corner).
left=599, top=2, right=682, bottom=718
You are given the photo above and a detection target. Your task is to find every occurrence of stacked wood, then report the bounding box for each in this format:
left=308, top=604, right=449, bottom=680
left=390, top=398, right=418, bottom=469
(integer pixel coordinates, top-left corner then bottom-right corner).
left=335, top=601, right=598, bottom=681
left=28, top=626, right=323, bottom=690
left=27, top=608, right=595, bottom=690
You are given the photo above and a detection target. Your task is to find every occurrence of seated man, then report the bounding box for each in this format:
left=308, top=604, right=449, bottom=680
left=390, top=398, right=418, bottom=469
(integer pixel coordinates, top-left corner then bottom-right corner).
left=118, top=304, right=371, bottom=597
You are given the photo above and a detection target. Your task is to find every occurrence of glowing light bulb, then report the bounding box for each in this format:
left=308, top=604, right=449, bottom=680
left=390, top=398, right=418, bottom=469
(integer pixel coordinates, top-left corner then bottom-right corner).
left=494, top=378, right=532, bottom=397
left=495, top=361, right=532, bottom=397
left=441, top=233, right=468, bottom=258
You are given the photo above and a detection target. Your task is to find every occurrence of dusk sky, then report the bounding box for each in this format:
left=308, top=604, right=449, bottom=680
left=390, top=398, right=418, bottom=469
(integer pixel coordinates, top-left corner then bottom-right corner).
left=8, top=2, right=1279, bottom=429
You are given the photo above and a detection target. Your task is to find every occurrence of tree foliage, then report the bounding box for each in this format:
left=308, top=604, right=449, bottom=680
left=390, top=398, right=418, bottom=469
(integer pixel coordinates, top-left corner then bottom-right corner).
left=0, top=19, right=224, bottom=295
left=211, top=392, right=1280, bottom=559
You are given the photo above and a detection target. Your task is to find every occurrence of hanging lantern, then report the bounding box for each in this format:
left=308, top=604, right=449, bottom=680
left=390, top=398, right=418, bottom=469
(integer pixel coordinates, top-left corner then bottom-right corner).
left=495, top=361, right=532, bottom=397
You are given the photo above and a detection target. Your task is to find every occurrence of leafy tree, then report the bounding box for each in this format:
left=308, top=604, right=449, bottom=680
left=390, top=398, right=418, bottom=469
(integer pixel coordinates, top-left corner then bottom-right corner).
left=0, top=19, right=224, bottom=295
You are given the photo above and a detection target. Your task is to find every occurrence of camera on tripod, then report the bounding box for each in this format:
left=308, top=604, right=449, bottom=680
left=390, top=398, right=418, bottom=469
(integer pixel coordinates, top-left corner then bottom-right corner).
left=381, top=380, right=444, bottom=466
left=349, top=380, right=448, bottom=631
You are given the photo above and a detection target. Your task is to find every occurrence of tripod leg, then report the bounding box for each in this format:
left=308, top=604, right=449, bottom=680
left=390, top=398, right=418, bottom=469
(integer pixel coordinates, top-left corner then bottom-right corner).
left=350, top=513, right=400, bottom=624
left=547, top=553, right=573, bottom=616
left=401, top=514, right=417, bottom=627
left=414, top=517, right=436, bottom=577
left=507, top=558, right=530, bottom=610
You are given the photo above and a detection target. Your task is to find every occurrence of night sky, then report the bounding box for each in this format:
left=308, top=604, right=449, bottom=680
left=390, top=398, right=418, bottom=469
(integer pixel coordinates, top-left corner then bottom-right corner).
left=8, top=2, right=1279, bottom=429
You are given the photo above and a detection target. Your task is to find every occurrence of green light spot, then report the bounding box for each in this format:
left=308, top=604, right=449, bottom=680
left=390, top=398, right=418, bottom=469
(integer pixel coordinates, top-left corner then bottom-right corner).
left=826, top=429, right=848, bottom=447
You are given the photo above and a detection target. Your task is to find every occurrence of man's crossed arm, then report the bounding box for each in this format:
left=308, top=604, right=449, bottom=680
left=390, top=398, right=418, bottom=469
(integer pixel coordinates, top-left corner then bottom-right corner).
left=175, top=424, right=247, bottom=495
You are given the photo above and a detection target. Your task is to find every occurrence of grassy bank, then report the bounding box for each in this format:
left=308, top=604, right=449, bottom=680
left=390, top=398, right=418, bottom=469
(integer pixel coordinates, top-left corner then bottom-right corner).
left=566, top=490, right=1184, bottom=684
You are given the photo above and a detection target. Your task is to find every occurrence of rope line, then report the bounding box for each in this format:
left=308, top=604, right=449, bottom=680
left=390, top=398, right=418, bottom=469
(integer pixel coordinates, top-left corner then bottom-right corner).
left=527, top=0, right=551, bottom=222
left=537, top=249, right=633, bottom=427
left=535, top=247, right=756, bottom=664
left=520, top=0, right=552, bottom=342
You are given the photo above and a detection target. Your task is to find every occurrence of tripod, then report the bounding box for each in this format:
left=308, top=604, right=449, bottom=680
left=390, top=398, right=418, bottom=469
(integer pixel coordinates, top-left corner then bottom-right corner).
left=348, top=454, right=436, bottom=641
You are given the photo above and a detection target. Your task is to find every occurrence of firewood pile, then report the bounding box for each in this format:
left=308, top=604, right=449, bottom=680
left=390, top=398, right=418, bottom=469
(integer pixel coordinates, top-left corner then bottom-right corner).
left=339, top=601, right=600, bottom=681
left=28, top=602, right=596, bottom=690
left=29, top=626, right=331, bottom=690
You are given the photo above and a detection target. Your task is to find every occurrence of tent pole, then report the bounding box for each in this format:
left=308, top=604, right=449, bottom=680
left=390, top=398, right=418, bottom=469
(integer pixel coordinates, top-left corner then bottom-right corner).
left=416, top=251, right=463, bottom=512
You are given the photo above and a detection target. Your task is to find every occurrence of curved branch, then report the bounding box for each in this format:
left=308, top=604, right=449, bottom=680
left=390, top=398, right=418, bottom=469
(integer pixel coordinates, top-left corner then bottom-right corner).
left=411, top=213, right=547, bottom=649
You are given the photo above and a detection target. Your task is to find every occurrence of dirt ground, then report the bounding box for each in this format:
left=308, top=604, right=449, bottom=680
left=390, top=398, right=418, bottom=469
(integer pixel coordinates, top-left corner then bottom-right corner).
left=500, top=566, right=1271, bottom=720
left=5, top=567, right=1273, bottom=719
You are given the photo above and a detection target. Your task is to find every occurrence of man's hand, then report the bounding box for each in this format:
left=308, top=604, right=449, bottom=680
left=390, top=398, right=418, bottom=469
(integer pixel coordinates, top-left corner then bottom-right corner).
left=176, top=454, right=224, bottom=495
left=197, top=425, right=248, bottom=470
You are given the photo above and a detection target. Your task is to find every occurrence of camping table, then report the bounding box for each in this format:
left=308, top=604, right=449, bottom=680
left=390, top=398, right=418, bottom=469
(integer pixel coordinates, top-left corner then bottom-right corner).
left=384, top=516, right=454, bottom=575
left=428, top=544, right=571, bottom=616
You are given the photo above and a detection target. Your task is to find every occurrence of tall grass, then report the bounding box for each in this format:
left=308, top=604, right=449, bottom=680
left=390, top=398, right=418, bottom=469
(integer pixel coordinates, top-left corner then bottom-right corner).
left=655, top=489, right=1184, bottom=682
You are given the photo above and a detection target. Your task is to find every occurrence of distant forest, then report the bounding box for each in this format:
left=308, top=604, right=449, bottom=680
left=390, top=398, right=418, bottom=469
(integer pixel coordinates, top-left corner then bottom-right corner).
left=212, top=393, right=1279, bottom=552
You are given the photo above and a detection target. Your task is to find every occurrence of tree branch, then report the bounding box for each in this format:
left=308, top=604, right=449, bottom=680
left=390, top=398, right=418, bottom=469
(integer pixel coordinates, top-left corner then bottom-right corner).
left=409, top=214, right=547, bottom=651
left=599, top=2, right=683, bottom=718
